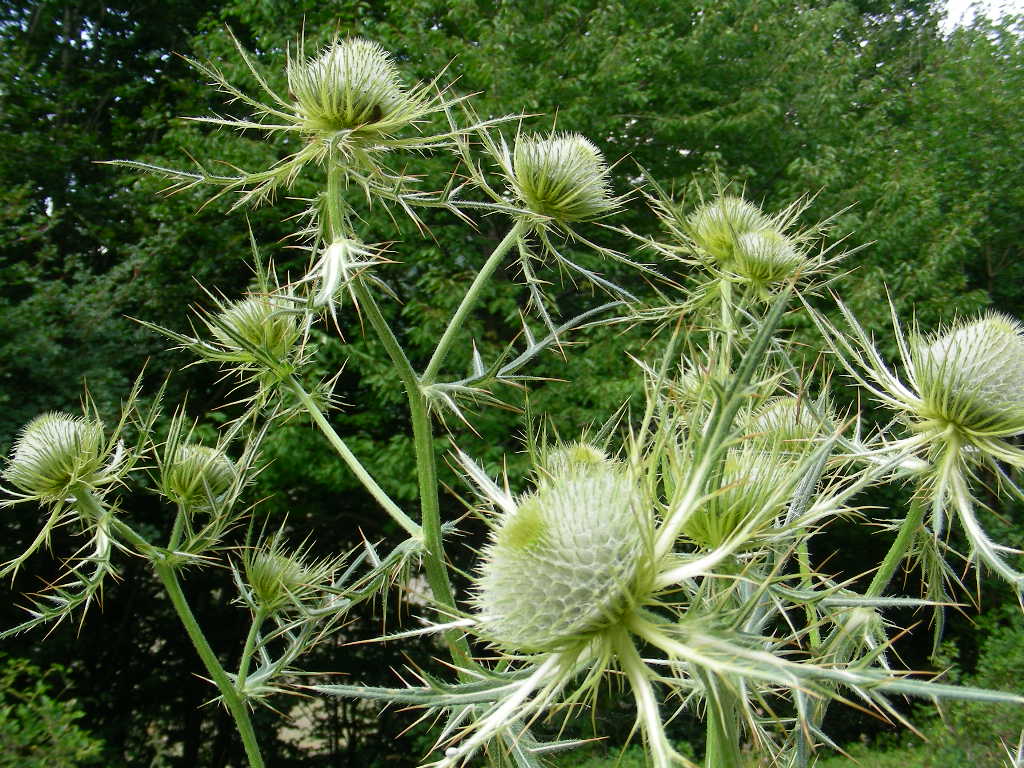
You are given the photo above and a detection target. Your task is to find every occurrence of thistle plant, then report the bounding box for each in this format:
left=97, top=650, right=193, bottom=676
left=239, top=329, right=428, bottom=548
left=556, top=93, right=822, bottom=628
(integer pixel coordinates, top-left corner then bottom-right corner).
left=6, top=27, right=1024, bottom=768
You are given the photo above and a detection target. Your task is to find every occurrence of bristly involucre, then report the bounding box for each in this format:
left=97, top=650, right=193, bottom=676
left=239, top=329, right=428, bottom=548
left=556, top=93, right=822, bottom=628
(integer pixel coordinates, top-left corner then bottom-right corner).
left=4, top=413, right=108, bottom=502
left=288, top=38, right=411, bottom=135
left=510, top=133, right=617, bottom=224
left=912, top=313, right=1024, bottom=435
left=475, top=463, right=650, bottom=653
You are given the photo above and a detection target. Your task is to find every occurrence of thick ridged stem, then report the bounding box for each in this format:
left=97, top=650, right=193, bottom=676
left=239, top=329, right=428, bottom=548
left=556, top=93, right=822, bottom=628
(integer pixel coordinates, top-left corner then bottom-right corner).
left=72, top=488, right=264, bottom=767
left=154, top=561, right=265, bottom=768
left=323, top=161, right=472, bottom=668
left=866, top=494, right=927, bottom=598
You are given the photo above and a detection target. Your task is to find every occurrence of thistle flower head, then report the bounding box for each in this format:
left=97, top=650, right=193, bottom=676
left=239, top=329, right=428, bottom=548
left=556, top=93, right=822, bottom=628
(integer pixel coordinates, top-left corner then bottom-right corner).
left=210, top=295, right=301, bottom=363
left=749, top=396, right=829, bottom=453
left=475, top=462, right=651, bottom=653
left=4, top=413, right=109, bottom=502
left=509, top=133, right=617, bottom=225
left=538, top=441, right=608, bottom=480
left=732, top=229, right=806, bottom=287
left=682, top=447, right=797, bottom=550
left=244, top=541, right=337, bottom=613
left=288, top=38, right=413, bottom=136
left=912, top=313, right=1024, bottom=436
left=160, top=442, right=236, bottom=512
left=685, top=195, right=770, bottom=266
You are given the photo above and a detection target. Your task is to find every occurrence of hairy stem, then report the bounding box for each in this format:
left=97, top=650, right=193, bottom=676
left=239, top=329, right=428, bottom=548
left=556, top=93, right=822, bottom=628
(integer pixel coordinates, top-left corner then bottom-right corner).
left=323, top=160, right=472, bottom=667
left=866, top=494, right=926, bottom=598
left=422, top=221, right=525, bottom=384
left=154, top=561, right=265, bottom=768
left=288, top=378, right=422, bottom=540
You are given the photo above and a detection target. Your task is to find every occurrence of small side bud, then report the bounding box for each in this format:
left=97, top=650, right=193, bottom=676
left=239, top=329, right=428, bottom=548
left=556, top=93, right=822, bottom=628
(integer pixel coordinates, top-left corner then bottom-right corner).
left=160, top=442, right=236, bottom=512
left=539, top=441, right=608, bottom=479
left=510, top=133, right=617, bottom=224
left=211, top=296, right=300, bottom=363
left=244, top=541, right=338, bottom=613
left=4, top=413, right=108, bottom=502
left=731, top=229, right=806, bottom=286
left=685, top=196, right=770, bottom=266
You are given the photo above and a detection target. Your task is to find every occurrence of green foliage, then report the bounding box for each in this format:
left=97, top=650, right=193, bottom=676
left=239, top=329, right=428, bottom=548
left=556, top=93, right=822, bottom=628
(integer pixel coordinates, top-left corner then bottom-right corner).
left=0, top=655, right=104, bottom=767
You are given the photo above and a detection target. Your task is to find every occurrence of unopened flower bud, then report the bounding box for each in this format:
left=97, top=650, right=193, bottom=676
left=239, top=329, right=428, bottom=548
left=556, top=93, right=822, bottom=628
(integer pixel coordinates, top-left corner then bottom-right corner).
left=686, top=196, right=770, bottom=266
left=913, top=313, right=1024, bottom=435
left=732, top=229, right=805, bottom=285
left=476, top=464, right=649, bottom=652
left=749, top=396, right=829, bottom=453
left=288, top=38, right=410, bottom=135
left=4, top=413, right=108, bottom=502
left=540, top=441, right=608, bottom=480
left=246, top=550, right=315, bottom=612
left=161, top=442, right=235, bottom=512
left=211, top=296, right=299, bottom=362
left=511, top=133, right=617, bottom=224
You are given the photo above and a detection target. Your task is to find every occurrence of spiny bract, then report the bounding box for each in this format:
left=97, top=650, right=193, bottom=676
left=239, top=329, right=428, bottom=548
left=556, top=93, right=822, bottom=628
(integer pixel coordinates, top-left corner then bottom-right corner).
left=475, top=462, right=649, bottom=653
left=510, top=133, right=616, bottom=224
left=4, top=413, right=107, bottom=502
left=912, top=313, right=1024, bottom=435
left=288, top=38, right=409, bottom=135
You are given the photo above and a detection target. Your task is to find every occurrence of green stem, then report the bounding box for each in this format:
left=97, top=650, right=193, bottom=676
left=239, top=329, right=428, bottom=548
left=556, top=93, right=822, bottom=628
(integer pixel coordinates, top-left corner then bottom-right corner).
left=237, top=607, right=266, bottom=691
left=422, top=222, right=525, bottom=384
left=703, top=681, right=742, bottom=768
left=352, top=278, right=474, bottom=668
left=154, top=563, right=264, bottom=767
left=866, top=495, right=926, bottom=598
left=323, top=160, right=472, bottom=668
left=288, top=378, right=423, bottom=540
left=797, top=540, right=821, bottom=649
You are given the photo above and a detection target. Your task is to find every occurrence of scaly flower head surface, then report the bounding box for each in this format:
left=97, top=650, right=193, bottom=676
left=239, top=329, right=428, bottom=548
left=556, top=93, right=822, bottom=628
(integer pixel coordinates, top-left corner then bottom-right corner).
left=161, top=442, right=236, bottom=512
left=911, top=313, right=1024, bottom=437
left=4, top=413, right=109, bottom=502
left=475, top=461, right=651, bottom=653
left=686, top=195, right=770, bottom=267
left=288, top=38, right=412, bottom=137
left=510, top=133, right=617, bottom=225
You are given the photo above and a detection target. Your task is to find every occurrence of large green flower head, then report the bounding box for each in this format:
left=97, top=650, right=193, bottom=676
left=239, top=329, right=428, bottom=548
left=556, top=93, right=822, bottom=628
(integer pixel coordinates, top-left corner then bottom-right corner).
left=509, top=132, right=618, bottom=225
left=475, top=459, right=651, bottom=653
left=4, top=413, right=110, bottom=502
left=911, top=313, right=1024, bottom=436
left=288, top=38, right=415, bottom=137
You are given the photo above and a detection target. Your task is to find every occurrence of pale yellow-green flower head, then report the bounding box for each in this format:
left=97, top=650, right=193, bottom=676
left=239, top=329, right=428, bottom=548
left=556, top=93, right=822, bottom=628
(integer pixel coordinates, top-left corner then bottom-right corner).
left=288, top=38, right=414, bottom=136
left=748, top=396, right=830, bottom=453
left=510, top=133, right=617, bottom=224
left=475, top=462, right=651, bottom=653
left=4, top=413, right=108, bottom=502
left=685, top=196, right=770, bottom=267
left=912, top=313, right=1024, bottom=436
left=732, top=229, right=806, bottom=287
left=211, top=296, right=300, bottom=362
left=160, top=442, right=236, bottom=512
left=682, top=447, right=797, bottom=550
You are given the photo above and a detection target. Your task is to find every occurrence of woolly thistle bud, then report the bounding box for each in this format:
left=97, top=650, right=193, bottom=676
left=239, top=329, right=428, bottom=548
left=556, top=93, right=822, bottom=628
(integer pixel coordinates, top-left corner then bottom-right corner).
left=4, top=413, right=108, bottom=502
left=288, top=38, right=411, bottom=135
left=539, top=441, right=608, bottom=480
left=475, top=464, right=650, bottom=653
left=682, top=448, right=796, bottom=550
left=731, top=229, right=806, bottom=286
left=686, top=196, right=770, bottom=266
left=912, top=313, right=1024, bottom=435
left=510, top=133, right=617, bottom=224
left=245, top=549, right=318, bottom=612
left=748, top=396, right=829, bottom=454
left=160, top=442, right=236, bottom=512
left=211, top=296, right=300, bottom=363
